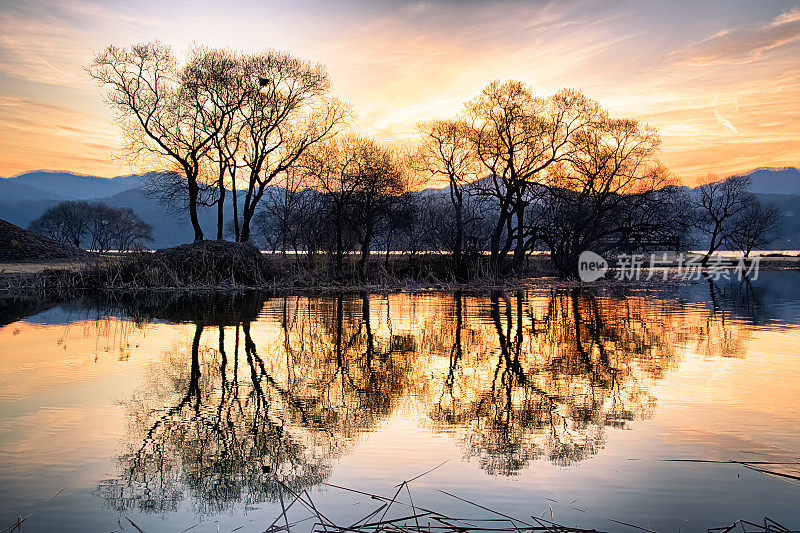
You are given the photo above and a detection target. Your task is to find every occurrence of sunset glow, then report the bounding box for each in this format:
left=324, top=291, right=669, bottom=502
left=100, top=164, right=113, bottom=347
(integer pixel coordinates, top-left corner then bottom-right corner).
left=0, top=0, right=798, bottom=183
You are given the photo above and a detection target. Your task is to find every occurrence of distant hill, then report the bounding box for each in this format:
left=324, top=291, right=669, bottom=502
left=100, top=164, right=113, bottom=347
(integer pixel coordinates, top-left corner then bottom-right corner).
left=737, top=167, right=800, bottom=195
left=0, top=171, right=236, bottom=248
left=0, top=178, right=72, bottom=202
left=1, top=166, right=799, bottom=250
left=3, top=171, right=149, bottom=200
left=0, top=198, right=64, bottom=231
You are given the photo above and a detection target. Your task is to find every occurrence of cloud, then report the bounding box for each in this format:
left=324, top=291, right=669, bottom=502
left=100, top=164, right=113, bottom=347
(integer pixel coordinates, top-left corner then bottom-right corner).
left=711, top=97, right=739, bottom=134
left=639, top=75, right=800, bottom=181
left=670, top=7, right=800, bottom=66
left=316, top=1, right=626, bottom=140
left=0, top=0, right=798, bottom=181
left=0, top=94, right=122, bottom=176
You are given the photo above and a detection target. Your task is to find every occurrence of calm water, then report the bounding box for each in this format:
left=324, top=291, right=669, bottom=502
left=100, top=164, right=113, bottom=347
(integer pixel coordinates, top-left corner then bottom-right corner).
left=2, top=274, right=800, bottom=532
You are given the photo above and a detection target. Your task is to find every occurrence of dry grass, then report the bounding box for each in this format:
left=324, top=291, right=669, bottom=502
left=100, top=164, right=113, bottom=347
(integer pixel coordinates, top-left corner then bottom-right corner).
left=0, top=261, right=92, bottom=274
left=0, top=244, right=565, bottom=299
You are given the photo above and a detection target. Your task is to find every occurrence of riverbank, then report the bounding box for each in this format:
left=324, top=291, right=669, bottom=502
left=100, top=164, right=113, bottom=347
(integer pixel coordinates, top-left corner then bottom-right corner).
left=0, top=240, right=561, bottom=297
left=3, top=240, right=799, bottom=300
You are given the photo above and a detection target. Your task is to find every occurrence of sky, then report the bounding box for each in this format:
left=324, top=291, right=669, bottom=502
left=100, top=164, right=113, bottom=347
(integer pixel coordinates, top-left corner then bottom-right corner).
left=0, top=0, right=798, bottom=184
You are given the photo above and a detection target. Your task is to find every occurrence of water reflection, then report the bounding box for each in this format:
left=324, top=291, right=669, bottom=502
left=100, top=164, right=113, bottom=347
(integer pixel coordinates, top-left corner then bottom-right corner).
left=97, top=322, right=336, bottom=515
left=95, top=293, right=416, bottom=515
left=45, top=288, right=754, bottom=514
left=427, top=289, right=692, bottom=474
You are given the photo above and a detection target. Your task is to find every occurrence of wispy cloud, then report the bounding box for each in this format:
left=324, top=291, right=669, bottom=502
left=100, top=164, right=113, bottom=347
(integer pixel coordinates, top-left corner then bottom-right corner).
left=0, top=95, right=121, bottom=176
left=0, top=0, right=798, bottom=180
left=669, top=7, right=800, bottom=66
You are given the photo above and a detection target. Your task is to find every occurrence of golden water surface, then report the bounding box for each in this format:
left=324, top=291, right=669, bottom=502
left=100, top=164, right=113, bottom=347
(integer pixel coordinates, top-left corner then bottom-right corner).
left=1, top=278, right=799, bottom=531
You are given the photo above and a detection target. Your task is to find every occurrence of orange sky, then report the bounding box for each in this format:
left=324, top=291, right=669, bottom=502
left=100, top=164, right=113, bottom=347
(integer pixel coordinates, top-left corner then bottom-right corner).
left=0, top=0, right=799, bottom=184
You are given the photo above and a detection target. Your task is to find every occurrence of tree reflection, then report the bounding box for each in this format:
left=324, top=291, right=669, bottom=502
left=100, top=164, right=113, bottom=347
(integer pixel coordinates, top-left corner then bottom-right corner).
left=97, top=293, right=415, bottom=515
left=95, top=288, right=750, bottom=513
left=98, top=320, right=336, bottom=515
left=428, top=289, right=702, bottom=475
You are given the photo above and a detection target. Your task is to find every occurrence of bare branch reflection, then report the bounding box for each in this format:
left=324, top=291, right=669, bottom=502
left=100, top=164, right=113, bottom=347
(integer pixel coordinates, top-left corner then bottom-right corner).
left=93, top=289, right=751, bottom=513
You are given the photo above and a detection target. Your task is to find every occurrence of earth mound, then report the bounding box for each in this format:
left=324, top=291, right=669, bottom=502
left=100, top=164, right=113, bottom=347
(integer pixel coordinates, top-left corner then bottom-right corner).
left=0, top=218, right=88, bottom=263
left=107, top=240, right=272, bottom=287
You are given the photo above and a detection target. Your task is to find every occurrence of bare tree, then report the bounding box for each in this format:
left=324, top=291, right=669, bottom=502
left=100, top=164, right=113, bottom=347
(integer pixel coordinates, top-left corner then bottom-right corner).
left=416, top=119, right=480, bottom=273
left=727, top=199, right=783, bottom=256
left=304, top=135, right=405, bottom=274
left=182, top=46, right=248, bottom=240
left=111, top=207, right=154, bottom=251
left=86, top=203, right=118, bottom=252
left=29, top=201, right=92, bottom=247
left=85, top=204, right=153, bottom=252
left=467, top=81, right=598, bottom=270
left=347, top=144, right=406, bottom=274
left=88, top=42, right=231, bottom=241
left=538, top=116, right=671, bottom=276
left=254, top=169, right=317, bottom=256
left=380, top=189, right=419, bottom=269
left=234, top=51, right=348, bottom=242
left=30, top=201, right=152, bottom=251
left=303, top=136, right=363, bottom=269
left=695, top=175, right=752, bottom=264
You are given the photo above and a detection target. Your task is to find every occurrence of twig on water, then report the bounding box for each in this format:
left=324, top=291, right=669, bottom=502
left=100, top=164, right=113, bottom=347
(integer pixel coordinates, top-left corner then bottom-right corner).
left=708, top=517, right=798, bottom=533
left=438, top=489, right=534, bottom=529
left=657, top=458, right=800, bottom=486
left=0, top=488, right=64, bottom=533
left=395, top=460, right=451, bottom=487
left=278, top=480, right=291, bottom=533
left=125, top=516, right=147, bottom=533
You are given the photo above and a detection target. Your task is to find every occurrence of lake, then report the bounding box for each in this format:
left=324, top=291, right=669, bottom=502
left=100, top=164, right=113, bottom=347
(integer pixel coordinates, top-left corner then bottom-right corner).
left=1, top=273, right=800, bottom=532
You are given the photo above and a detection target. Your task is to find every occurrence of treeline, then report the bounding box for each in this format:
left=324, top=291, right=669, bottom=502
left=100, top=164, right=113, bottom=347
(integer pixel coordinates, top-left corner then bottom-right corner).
left=87, top=42, right=781, bottom=277
left=29, top=201, right=153, bottom=252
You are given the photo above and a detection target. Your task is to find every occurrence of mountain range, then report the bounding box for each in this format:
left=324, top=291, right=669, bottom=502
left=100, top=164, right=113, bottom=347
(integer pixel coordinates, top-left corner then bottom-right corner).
left=2, top=167, right=800, bottom=249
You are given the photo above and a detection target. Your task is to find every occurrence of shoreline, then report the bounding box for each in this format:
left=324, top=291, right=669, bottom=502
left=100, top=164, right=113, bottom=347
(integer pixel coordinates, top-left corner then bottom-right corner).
left=2, top=245, right=797, bottom=302
left=2, top=257, right=796, bottom=293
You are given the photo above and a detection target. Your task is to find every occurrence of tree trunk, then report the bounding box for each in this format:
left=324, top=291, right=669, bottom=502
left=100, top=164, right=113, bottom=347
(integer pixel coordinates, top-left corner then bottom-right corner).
left=188, top=176, right=204, bottom=242
left=231, top=171, right=240, bottom=241
left=384, top=230, right=392, bottom=270
left=512, top=205, right=526, bottom=271
left=239, top=184, right=255, bottom=243
left=454, top=199, right=463, bottom=274
left=358, top=228, right=372, bottom=275
left=240, top=207, right=253, bottom=242
left=490, top=213, right=504, bottom=269
left=335, top=205, right=344, bottom=271
left=701, top=223, right=722, bottom=266
left=216, top=185, right=226, bottom=240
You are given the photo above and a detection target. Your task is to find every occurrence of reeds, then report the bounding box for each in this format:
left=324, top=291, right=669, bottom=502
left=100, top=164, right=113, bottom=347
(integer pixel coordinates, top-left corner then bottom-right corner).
left=660, top=459, right=800, bottom=486
left=0, top=488, right=63, bottom=533
left=263, top=480, right=608, bottom=533
left=1, top=480, right=796, bottom=533
left=262, top=482, right=799, bottom=533
left=0, top=246, right=564, bottom=299
left=708, top=517, right=798, bottom=533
